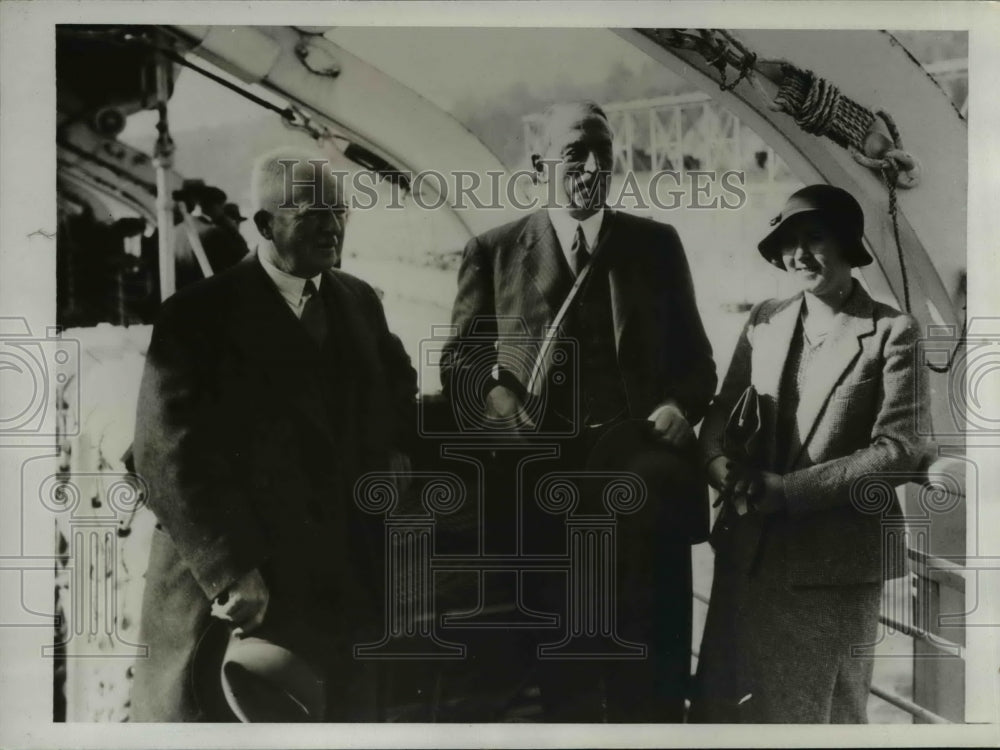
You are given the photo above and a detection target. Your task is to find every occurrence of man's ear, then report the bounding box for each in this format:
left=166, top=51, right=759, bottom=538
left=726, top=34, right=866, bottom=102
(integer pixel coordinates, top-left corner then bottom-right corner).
left=253, top=209, right=273, bottom=240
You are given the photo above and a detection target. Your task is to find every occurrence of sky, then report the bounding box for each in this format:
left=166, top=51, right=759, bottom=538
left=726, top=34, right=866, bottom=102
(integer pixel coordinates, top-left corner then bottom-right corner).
left=324, top=27, right=654, bottom=112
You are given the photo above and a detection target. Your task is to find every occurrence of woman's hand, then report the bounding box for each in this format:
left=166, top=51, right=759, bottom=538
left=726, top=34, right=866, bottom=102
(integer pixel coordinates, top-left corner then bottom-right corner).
left=754, top=472, right=786, bottom=514
left=710, top=459, right=786, bottom=516
left=730, top=469, right=786, bottom=515
left=709, top=457, right=751, bottom=516
left=706, top=456, right=731, bottom=492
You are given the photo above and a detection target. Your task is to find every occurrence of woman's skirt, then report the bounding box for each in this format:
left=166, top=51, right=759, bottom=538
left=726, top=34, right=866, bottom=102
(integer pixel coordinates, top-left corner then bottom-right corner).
left=690, top=520, right=882, bottom=723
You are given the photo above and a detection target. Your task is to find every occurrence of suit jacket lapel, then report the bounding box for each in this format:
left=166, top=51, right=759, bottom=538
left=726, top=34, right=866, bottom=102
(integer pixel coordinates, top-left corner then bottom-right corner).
left=791, top=285, right=875, bottom=463
left=751, top=295, right=802, bottom=467
left=319, top=269, right=374, bottom=372
left=518, top=211, right=572, bottom=317
left=230, top=255, right=339, bottom=449
left=231, top=255, right=316, bottom=360
left=525, top=208, right=630, bottom=350
left=594, top=211, right=633, bottom=352
left=518, top=208, right=627, bottom=353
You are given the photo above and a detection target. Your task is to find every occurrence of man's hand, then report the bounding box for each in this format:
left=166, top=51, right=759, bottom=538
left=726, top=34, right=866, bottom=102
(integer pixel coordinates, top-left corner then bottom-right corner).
left=211, top=568, right=269, bottom=637
left=647, top=402, right=693, bottom=448
left=485, top=384, right=535, bottom=430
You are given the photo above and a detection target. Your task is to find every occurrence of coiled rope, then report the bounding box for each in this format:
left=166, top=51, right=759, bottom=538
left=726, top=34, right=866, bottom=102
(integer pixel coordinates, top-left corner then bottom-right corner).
left=771, top=64, right=879, bottom=154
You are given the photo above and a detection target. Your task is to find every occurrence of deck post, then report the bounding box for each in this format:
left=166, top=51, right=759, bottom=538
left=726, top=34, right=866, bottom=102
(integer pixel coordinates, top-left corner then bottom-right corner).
left=152, top=53, right=176, bottom=300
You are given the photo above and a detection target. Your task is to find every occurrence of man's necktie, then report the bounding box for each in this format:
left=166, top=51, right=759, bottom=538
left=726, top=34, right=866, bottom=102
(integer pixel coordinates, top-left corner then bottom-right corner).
left=570, top=224, right=590, bottom=276
left=300, top=279, right=328, bottom=347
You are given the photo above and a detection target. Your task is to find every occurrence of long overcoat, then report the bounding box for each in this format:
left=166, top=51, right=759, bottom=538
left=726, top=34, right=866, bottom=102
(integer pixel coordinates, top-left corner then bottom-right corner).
left=130, top=256, right=417, bottom=721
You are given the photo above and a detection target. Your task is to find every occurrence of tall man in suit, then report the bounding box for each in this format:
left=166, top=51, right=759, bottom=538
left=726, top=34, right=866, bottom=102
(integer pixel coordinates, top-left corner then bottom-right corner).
left=440, top=102, right=717, bottom=721
left=131, top=149, right=417, bottom=721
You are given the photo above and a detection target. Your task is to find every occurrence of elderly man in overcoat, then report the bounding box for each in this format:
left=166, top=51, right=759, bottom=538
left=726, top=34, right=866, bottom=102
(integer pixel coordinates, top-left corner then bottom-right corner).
left=130, top=148, right=417, bottom=721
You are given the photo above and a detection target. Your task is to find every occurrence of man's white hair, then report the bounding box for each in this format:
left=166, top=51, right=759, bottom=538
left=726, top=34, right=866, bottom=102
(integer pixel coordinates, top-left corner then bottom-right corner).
left=537, top=100, right=610, bottom=154
left=250, top=146, right=350, bottom=214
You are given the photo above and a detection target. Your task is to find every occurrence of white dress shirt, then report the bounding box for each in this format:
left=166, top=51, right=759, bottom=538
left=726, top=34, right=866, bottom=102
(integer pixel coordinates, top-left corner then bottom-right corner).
left=546, top=208, right=604, bottom=276
left=258, top=249, right=322, bottom=319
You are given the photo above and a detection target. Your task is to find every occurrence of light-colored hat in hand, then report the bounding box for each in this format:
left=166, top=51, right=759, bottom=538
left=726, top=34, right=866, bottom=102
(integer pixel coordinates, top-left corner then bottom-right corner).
left=192, top=619, right=326, bottom=722
left=221, top=631, right=326, bottom=722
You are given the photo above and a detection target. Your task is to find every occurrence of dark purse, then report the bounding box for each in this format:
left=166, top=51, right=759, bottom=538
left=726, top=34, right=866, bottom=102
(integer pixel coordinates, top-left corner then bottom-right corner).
left=710, top=385, right=764, bottom=542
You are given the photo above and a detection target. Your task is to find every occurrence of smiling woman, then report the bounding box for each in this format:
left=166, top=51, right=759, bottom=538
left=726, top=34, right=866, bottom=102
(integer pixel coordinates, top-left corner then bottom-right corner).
left=764, top=185, right=869, bottom=306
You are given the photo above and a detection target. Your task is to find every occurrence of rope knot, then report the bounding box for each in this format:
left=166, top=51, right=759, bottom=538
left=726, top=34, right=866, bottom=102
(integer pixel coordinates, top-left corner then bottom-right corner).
left=849, top=110, right=922, bottom=188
